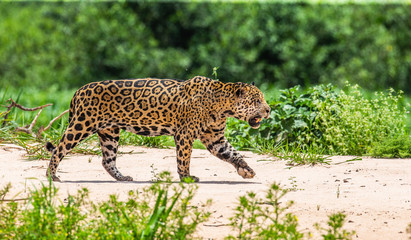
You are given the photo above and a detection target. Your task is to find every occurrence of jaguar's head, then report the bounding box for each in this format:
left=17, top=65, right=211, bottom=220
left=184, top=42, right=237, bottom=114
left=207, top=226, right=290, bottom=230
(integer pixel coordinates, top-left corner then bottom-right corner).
left=233, top=82, right=271, bottom=129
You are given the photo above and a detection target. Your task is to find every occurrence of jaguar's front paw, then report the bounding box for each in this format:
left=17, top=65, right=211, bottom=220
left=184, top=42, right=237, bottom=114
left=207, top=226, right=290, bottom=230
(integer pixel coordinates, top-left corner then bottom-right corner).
left=180, top=175, right=200, bottom=183
left=117, top=175, right=134, bottom=181
left=46, top=170, right=61, bottom=182
left=237, top=166, right=256, bottom=179
left=50, top=175, right=62, bottom=182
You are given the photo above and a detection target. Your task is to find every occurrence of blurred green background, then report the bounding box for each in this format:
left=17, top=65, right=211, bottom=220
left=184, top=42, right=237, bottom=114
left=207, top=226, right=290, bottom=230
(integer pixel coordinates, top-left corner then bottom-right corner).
left=1, top=2, right=410, bottom=93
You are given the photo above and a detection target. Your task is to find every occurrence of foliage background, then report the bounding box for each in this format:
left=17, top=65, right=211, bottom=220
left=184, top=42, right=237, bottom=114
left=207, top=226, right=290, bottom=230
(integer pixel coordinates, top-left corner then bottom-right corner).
left=0, top=2, right=410, bottom=93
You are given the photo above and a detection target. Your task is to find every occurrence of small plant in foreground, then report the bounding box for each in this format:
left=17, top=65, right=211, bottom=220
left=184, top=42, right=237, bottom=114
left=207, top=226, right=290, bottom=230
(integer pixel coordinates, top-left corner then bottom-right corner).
left=226, top=182, right=304, bottom=240
left=227, top=183, right=356, bottom=240
left=315, top=213, right=355, bottom=240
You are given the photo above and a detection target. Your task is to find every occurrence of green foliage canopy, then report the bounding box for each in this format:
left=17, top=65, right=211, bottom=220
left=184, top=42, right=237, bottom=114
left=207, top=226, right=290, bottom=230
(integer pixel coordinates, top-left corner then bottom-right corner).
left=0, top=2, right=410, bottom=93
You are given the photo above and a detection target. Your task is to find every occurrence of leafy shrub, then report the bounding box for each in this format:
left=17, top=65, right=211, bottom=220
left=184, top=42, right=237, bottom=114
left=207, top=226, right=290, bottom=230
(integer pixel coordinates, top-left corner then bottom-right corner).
left=313, top=84, right=408, bottom=155
left=227, top=83, right=409, bottom=157
left=226, top=84, right=336, bottom=151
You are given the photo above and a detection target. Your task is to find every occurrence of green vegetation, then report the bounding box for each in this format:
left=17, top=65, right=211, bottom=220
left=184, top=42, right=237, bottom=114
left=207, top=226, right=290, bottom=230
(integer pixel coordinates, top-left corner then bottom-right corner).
left=227, top=182, right=355, bottom=239
left=1, top=3, right=411, bottom=94
left=369, top=135, right=411, bottom=158
left=0, top=173, right=211, bottom=239
left=226, top=183, right=304, bottom=239
left=0, top=3, right=409, bottom=238
left=227, top=83, right=410, bottom=159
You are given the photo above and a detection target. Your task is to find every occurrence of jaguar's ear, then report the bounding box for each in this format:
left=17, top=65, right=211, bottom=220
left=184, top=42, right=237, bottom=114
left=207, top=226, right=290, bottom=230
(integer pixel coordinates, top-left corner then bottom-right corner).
left=235, top=86, right=248, bottom=98
left=251, top=81, right=255, bottom=86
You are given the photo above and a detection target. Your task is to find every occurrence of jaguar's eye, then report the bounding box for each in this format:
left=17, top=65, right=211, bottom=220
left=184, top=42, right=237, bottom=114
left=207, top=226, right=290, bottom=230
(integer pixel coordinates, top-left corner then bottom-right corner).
left=256, top=99, right=261, bottom=104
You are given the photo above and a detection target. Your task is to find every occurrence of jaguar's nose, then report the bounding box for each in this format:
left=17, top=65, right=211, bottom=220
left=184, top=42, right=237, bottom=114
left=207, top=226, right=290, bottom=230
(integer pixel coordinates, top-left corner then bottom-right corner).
left=264, top=107, right=270, bottom=119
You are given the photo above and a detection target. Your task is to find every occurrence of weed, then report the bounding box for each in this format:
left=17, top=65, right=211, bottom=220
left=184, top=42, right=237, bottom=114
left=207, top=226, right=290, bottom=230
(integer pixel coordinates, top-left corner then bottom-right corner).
left=212, top=66, right=220, bottom=80
left=150, top=163, right=159, bottom=182
left=227, top=183, right=356, bottom=240
left=315, top=213, right=355, bottom=240
left=287, top=176, right=303, bottom=191
left=87, top=171, right=211, bottom=239
left=226, top=183, right=304, bottom=240
left=369, top=134, right=411, bottom=158
left=258, top=140, right=331, bottom=166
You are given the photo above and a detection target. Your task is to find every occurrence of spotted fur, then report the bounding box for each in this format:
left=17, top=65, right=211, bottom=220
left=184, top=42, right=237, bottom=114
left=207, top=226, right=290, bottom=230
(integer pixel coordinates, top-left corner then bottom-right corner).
left=46, top=76, right=270, bottom=182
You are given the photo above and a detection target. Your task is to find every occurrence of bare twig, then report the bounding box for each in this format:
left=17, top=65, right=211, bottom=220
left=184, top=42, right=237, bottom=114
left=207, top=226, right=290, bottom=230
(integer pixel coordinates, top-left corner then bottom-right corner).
left=2, top=98, right=53, bottom=128
left=1, top=98, right=69, bottom=138
left=15, top=108, right=44, bottom=136
left=5, top=98, right=52, bottom=111
left=42, top=109, right=69, bottom=132
left=0, top=198, right=29, bottom=202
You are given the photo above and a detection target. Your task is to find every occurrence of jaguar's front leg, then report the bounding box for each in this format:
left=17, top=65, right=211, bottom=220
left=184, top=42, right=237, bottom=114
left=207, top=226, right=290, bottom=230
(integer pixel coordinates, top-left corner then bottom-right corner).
left=200, top=130, right=256, bottom=179
left=174, top=130, right=198, bottom=182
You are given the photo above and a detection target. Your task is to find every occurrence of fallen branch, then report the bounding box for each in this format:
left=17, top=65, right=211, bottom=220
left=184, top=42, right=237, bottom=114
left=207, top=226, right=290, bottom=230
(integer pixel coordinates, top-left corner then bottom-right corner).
left=2, top=98, right=69, bottom=138
left=0, top=198, right=29, bottom=202
left=37, top=109, right=69, bottom=137
left=2, top=98, right=52, bottom=128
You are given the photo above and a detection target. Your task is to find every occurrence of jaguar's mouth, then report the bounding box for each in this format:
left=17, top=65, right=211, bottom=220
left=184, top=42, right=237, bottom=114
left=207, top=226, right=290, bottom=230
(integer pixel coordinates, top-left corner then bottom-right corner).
left=248, top=116, right=263, bottom=129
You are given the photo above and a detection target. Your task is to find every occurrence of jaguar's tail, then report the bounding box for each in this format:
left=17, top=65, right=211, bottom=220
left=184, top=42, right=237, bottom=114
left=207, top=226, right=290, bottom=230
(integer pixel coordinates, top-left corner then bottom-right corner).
left=45, top=142, right=56, bottom=153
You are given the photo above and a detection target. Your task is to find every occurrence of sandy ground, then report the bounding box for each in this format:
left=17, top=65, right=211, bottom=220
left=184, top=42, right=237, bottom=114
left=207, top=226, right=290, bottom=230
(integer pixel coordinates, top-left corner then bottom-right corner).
left=0, top=143, right=410, bottom=239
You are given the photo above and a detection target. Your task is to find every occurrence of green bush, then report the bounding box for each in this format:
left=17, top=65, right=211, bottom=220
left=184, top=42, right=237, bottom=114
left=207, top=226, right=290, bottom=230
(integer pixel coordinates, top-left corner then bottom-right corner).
left=1, top=3, right=411, bottom=93
left=313, top=84, right=408, bottom=155
left=227, top=83, right=409, bottom=156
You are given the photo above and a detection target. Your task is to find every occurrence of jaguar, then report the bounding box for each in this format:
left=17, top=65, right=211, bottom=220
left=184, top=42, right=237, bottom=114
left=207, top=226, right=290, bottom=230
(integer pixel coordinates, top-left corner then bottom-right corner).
left=46, top=76, right=270, bottom=182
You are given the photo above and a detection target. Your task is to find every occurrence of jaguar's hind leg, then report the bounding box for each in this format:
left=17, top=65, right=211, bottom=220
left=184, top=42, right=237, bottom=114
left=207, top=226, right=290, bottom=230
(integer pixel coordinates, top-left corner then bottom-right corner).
left=46, top=124, right=93, bottom=182
left=97, top=127, right=133, bottom=181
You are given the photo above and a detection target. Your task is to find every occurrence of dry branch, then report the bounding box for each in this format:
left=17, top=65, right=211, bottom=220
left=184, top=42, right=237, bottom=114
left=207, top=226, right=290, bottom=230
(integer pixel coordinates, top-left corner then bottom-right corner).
left=2, top=98, right=69, bottom=138
left=0, top=198, right=29, bottom=202
left=37, top=109, right=69, bottom=137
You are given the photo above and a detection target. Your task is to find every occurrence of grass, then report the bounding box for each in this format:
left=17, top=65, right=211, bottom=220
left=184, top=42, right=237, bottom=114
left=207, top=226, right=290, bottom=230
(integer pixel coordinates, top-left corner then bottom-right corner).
left=255, top=140, right=332, bottom=165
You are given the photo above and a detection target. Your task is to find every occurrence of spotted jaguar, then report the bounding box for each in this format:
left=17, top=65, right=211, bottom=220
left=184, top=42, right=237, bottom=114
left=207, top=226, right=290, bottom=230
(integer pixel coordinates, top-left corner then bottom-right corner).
left=46, top=76, right=270, bottom=182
